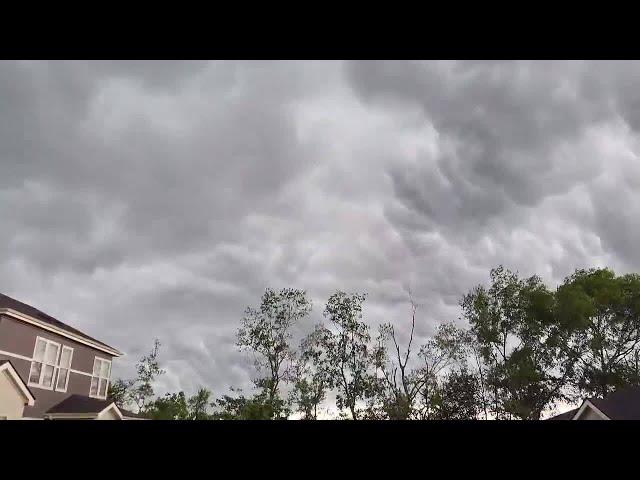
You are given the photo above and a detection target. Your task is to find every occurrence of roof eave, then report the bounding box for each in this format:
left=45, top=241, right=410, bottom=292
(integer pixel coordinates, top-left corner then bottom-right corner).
left=0, top=308, right=123, bottom=357
left=44, top=413, right=99, bottom=419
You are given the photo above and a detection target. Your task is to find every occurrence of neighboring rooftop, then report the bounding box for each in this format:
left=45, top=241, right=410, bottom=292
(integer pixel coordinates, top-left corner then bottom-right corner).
left=45, top=395, right=148, bottom=419
left=0, top=292, right=120, bottom=355
left=546, top=385, right=640, bottom=420
left=46, top=394, right=114, bottom=414
left=547, top=408, right=578, bottom=420
left=587, top=386, right=640, bottom=420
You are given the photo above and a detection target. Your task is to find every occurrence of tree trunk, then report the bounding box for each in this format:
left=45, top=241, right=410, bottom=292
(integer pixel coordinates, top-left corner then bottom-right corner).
left=349, top=402, right=358, bottom=420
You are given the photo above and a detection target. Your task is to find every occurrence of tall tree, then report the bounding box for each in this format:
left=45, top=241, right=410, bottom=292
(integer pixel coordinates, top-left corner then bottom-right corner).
left=212, top=388, right=284, bottom=420
left=130, top=339, right=166, bottom=413
left=416, top=323, right=468, bottom=419
left=372, top=297, right=420, bottom=420
left=621, top=348, right=640, bottom=387
left=107, top=339, right=165, bottom=413
left=461, top=330, right=491, bottom=420
left=145, top=389, right=213, bottom=420
left=289, top=332, right=328, bottom=420
left=373, top=296, right=467, bottom=419
left=107, top=378, right=134, bottom=408
left=431, top=367, right=481, bottom=420
left=306, top=291, right=376, bottom=420
left=237, top=288, right=312, bottom=418
left=188, top=388, right=213, bottom=420
left=146, top=392, right=190, bottom=420
left=462, top=266, right=571, bottom=419
left=556, top=268, right=640, bottom=398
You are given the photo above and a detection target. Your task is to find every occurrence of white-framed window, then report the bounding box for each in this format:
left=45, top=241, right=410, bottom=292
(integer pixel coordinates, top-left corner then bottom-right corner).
left=89, top=357, right=111, bottom=399
left=55, top=346, right=74, bottom=392
left=28, top=337, right=61, bottom=390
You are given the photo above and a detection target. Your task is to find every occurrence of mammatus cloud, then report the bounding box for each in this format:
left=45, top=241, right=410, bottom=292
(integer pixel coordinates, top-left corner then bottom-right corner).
left=2, top=60, right=640, bottom=403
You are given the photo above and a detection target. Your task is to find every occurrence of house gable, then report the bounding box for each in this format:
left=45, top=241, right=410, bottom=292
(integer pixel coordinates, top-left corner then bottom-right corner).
left=572, top=399, right=610, bottom=420
left=0, top=361, right=35, bottom=419
left=97, top=403, right=124, bottom=420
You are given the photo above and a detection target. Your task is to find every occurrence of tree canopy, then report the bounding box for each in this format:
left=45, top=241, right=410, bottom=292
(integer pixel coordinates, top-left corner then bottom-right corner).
left=108, top=267, right=640, bottom=420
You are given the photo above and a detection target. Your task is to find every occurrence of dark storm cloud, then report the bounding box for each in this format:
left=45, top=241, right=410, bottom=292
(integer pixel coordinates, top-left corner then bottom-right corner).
left=346, top=61, right=609, bottom=228
left=346, top=60, right=640, bottom=278
left=3, top=60, right=640, bottom=399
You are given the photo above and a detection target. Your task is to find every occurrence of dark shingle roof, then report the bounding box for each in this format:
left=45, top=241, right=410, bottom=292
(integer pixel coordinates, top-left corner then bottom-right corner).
left=46, top=396, right=151, bottom=418
left=546, top=386, right=640, bottom=420
left=46, top=394, right=116, bottom=414
left=0, top=292, right=119, bottom=354
left=586, top=386, right=640, bottom=420
left=547, top=408, right=579, bottom=420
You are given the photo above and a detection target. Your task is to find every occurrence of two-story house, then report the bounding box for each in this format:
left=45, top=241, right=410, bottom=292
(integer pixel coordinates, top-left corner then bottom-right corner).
left=0, top=292, right=139, bottom=420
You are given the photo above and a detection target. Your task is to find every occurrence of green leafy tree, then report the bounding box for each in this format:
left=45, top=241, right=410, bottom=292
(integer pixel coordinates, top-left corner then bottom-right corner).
left=462, top=266, right=572, bottom=419
left=306, top=291, right=376, bottom=420
left=289, top=332, right=328, bottom=420
left=621, top=349, right=640, bottom=387
left=188, top=388, right=213, bottom=420
left=146, top=392, right=190, bottom=420
left=107, top=378, right=134, bottom=408
left=431, top=367, right=481, bottom=420
left=212, top=388, right=286, bottom=420
left=461, top=330, right=491, bottom=420
left=557, top=268, right=640, bottom=398
left=107, top=339, right=165, bottom=413
left=415, top=323, right=469, bottom=419
left=145, top=388, right=214, bottom=420
left=130, top=339, right=166, bottom=413
left=238, top=288, right=312, bottom=418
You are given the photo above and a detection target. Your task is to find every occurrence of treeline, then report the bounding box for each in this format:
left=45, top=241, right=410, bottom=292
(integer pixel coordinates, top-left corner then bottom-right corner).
left=108, top=266, right=640, bottom=420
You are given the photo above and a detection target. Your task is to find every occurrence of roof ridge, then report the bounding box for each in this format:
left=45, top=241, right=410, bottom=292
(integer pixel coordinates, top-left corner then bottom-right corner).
left=0, top=292, right=119, bottom=354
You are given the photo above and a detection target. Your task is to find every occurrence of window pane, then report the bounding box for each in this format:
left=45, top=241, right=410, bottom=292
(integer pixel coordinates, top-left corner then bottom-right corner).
left=93, top=359, right=101, bottom=376
left=56, top=368, right=69, bottom=390
left=100, top=360, right=110, bottom=378
left=34, top=339, right=47, bottom=361
left=60, top=348, right=72, bottom=368
left=29, top=362, right=42, bottom=384
left=99, top=378, right=107, bottom=397
left=45, top=343, right=59, bottom=365
left=42, top=365, right=55, bottom=387
left=90, top=377, right=99, bottom=396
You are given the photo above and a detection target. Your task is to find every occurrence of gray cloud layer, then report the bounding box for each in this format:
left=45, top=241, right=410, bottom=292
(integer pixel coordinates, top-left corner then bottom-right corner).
left=2, top=60, right=640, bottom=396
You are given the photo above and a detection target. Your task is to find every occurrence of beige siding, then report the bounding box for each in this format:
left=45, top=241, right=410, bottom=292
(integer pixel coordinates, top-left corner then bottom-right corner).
left=0, top=369, right=26, bottom=419
left=97, top=407, right=119, bottom=420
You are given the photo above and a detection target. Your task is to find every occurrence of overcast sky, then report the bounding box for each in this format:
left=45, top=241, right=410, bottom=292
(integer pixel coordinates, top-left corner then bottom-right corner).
left=2, top=60, right=640, bottom=399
